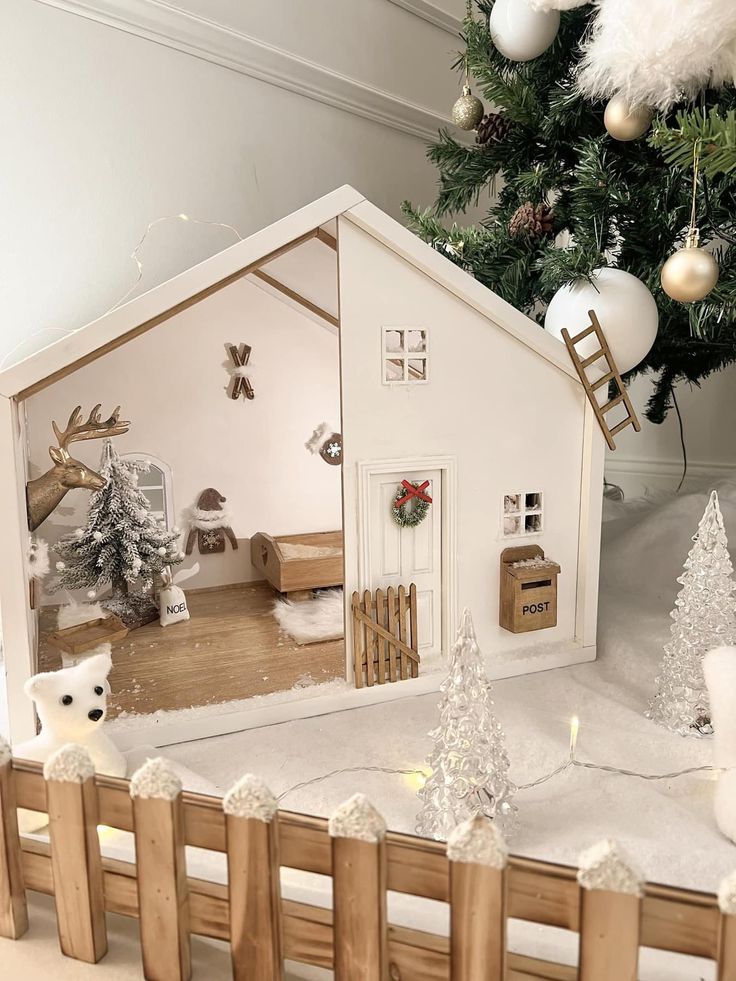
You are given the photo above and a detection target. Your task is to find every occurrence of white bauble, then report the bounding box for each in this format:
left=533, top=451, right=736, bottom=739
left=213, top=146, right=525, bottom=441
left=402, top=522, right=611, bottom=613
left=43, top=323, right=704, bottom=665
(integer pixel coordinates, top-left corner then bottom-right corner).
left=490, top=0, right=560, bottom=62
left=544, top=267, right=658, bottom=373
left=528, top=0, right=587, bottom=8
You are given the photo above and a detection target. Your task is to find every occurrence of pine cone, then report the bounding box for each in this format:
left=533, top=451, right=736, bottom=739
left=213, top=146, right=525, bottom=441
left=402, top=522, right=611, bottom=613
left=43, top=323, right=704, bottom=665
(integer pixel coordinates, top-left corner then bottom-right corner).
left=475, top=112, right=511, bottom=146
left=508, top=202, right=554, bottom=240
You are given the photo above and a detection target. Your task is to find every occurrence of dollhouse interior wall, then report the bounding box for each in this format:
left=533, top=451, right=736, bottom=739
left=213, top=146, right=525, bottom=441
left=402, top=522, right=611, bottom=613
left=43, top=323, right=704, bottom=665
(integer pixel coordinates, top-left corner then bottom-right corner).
left=24, top=278, right=342, bottom=592
left=22, top=263, right=345, bottom=718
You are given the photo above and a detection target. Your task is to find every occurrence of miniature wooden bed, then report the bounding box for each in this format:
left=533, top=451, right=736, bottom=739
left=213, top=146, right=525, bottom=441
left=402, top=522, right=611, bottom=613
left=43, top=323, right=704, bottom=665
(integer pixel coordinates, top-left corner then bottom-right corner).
left=250, top=530, right=343, bottom=598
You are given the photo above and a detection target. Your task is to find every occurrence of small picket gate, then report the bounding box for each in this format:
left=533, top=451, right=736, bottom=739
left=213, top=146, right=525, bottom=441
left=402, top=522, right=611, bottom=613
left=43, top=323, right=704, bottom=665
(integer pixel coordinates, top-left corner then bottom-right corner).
left=2, top=748, right=736, bottom=981
left=351, top=583, right=420, bottom=687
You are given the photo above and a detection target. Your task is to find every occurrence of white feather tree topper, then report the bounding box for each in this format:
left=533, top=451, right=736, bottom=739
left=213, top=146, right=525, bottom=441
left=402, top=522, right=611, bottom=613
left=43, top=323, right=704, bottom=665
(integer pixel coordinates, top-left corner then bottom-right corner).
left=577, top=0, right=736, bottom=112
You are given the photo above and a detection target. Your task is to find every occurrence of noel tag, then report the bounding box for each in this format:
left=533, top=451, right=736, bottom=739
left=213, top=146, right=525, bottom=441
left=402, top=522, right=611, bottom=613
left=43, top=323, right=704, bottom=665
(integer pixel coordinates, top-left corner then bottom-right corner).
left=159, top=563, right=198, bottom=627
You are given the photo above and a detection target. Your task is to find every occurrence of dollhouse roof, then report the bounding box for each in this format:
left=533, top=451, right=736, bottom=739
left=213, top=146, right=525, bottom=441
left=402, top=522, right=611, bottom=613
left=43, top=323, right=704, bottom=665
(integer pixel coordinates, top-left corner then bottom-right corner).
left=0, top=185, right=580, bottom=400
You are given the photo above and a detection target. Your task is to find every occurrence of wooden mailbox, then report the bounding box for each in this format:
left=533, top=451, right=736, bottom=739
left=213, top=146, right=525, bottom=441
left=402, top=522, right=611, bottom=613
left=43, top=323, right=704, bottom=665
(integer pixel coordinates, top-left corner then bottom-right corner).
left=500, top=545, right=560, bottom=634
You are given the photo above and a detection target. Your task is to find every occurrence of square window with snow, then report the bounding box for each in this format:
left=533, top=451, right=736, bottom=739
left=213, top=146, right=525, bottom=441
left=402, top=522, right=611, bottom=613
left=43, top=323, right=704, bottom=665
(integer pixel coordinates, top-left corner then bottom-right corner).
left=382, top=327, right=428, bottom=385
left=501, top=491, right=544, bottom=537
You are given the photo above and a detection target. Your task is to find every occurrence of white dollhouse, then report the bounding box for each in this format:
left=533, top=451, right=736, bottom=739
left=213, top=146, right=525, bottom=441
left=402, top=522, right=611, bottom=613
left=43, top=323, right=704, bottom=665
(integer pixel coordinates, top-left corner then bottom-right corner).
left=0, top=186, right=604, bottom=748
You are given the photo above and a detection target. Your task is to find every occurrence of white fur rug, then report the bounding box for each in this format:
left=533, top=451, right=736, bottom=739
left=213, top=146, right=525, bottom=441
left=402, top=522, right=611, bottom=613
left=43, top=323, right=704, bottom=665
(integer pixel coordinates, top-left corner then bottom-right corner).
left=273, top=589, right=344, bottom=645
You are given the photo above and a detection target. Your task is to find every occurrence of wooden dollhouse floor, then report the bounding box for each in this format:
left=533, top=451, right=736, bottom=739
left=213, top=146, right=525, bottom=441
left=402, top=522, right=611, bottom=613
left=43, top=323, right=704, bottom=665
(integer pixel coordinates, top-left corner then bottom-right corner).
left=37, top=582, right=345, bottom=718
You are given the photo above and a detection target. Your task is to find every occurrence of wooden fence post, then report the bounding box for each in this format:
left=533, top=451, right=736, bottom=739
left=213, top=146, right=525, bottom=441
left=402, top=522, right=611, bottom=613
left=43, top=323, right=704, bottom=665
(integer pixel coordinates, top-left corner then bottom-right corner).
left=717, top=870, right=736, bottom=980
left=0, top=737, right=28, bottom=940
left=130, top=758, right=191, bottom=981
left=447, top=815, right=507, bottom=981
left=578, top=838, right=642, bottom=981
left=329, top=793, right=388, bottom=981
left=223, top=773, right=284, bottom=981
left=44, top=744, right=107, bottom=962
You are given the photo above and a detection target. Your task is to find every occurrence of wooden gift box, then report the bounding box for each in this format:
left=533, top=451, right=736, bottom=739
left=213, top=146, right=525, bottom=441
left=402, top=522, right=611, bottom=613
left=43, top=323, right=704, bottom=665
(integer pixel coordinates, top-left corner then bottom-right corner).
left=499, top=545, right=560, bottom=633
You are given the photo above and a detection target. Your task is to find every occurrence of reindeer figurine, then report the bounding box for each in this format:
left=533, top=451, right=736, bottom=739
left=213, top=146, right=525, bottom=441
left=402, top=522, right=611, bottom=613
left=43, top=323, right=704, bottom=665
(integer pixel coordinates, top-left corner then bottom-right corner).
left=26, top=404, right=130, bottom=531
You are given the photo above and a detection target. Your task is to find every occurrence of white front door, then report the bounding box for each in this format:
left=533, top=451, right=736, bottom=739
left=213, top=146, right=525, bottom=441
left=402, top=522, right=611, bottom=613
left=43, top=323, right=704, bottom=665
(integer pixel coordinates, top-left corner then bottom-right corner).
left=368, top=468, right=442, bottom=656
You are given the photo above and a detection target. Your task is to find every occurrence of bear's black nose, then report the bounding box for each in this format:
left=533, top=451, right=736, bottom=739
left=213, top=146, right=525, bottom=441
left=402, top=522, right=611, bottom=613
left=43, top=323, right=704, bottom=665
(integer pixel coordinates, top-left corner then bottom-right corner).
left=88, top=709, right=103, bottom=722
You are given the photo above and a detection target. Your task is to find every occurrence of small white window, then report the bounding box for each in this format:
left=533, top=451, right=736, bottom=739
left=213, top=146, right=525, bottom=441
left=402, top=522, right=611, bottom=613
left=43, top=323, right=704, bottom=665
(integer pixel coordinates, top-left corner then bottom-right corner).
left=382, top=327, right=428, bottom=384
left=502, top=491, right=543, bottom=537
left=121, top=453, right=174, bottom=528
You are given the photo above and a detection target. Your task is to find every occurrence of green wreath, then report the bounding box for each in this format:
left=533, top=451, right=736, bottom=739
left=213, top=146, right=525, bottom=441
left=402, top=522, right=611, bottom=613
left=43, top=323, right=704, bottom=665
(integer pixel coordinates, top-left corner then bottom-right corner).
left=391, top=481, right=432, bottom=528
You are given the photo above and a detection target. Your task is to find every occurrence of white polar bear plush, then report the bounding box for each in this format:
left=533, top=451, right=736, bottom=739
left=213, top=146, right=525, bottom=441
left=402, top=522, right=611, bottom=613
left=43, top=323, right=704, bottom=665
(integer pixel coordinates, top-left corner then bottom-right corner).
left=14, top=653, right=127, bottom=832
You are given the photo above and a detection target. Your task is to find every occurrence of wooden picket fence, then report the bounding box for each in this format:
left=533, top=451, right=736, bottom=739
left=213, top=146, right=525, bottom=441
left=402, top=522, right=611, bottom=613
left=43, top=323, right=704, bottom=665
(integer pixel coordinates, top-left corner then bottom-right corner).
left=351, top=583, right=420, bottom=687
left=3, top=747, right=736, bottom=980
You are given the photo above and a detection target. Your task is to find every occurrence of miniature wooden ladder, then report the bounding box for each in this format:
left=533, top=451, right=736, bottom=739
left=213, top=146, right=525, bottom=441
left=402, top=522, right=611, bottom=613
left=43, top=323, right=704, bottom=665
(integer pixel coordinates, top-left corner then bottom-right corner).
left=561, top=310, right=641, bottom=451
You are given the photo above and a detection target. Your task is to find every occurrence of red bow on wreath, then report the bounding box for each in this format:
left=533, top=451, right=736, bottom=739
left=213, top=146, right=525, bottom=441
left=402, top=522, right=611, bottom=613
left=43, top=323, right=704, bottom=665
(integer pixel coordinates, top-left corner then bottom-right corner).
left=395, top=479, right=433, bottom=507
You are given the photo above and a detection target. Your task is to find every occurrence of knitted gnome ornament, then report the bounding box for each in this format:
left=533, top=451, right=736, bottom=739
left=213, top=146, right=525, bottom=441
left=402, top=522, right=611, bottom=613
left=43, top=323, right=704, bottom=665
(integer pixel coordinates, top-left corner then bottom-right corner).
left=185, top=488, right=239, bottom=555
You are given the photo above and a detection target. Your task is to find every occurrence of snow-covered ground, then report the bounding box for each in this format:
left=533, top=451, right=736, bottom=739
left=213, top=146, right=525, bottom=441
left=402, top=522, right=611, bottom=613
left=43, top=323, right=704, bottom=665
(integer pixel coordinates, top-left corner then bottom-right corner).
left=3, top=481, right=736, bottom=978
left=161, top=482, right=736, bottom=894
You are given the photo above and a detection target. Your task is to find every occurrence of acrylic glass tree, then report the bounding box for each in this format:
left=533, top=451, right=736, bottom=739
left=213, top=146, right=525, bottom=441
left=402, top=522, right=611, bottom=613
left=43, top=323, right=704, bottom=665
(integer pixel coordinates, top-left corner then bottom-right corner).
left=54, top=440, right=183, bottom=627
left=416, top=608, right=517, bottom=840
left=648, top=490, right=736, bottom=736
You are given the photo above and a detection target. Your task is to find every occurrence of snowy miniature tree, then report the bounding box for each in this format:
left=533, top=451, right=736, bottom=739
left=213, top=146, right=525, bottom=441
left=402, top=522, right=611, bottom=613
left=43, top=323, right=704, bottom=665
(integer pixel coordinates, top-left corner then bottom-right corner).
left=416, top=608, right=516, bottom=841
left=648, top=490, right=736, bottom=736
left=54, top=440, right=183, bottom=627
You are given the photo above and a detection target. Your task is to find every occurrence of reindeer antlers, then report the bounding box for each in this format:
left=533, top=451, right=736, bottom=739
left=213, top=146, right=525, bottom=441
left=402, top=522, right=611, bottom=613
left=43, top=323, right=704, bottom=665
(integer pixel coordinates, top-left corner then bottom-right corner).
left=52, top=404, right=130, bottom=451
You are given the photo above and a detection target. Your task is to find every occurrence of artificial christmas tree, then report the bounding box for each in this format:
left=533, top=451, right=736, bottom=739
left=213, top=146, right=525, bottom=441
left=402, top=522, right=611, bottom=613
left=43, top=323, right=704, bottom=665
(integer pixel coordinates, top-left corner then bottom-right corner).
left=54, top=440, right=183, bottom=627
left=416, top=608, right=517, bottom=840
left=648, top=490, right=736, bottom=736
left=403, top=1, right=736, bottom=423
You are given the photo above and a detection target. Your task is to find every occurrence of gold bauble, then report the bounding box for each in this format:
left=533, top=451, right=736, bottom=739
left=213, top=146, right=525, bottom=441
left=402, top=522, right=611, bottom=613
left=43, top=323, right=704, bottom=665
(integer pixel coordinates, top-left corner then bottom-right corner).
left=660, top=230, right=720, bottom=303
left=452, top=85, right=484, bottom=131
left=604, top=93, right=652, bottom=142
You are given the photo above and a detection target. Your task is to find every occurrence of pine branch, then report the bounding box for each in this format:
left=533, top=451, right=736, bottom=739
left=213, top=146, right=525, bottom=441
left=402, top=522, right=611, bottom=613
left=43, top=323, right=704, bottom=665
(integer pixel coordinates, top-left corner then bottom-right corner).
left=535, top=241, right=603, bottom=295
left=651, top=108, right=736, bottom=178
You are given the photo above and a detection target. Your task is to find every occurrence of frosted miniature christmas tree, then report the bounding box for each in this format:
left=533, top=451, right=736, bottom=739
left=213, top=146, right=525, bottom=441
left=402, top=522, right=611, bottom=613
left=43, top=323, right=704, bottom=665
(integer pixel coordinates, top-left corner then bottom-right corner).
left=55, top=440, right=183, bottom=627
left=416, top=608, right=516, bottom=841
left=648, top=490, right=736, bottom=736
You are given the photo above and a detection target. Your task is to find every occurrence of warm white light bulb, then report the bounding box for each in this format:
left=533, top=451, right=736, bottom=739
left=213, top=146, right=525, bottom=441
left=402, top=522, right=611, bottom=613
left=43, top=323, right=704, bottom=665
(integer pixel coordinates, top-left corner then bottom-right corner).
left=569, top=716, right=580, bottom=757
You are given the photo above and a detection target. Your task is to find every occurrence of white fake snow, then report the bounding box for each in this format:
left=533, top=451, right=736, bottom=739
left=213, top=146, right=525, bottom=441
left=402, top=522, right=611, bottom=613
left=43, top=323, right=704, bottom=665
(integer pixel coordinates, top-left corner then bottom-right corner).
left=577, top=838, right=643, bottom=895
left=43, top=744, right=95, bottom=784
left=447, top=815, right=507, bottom=868
left=719, top=869, right=736, bottom=914
left=223, top=774, right=278, bottom=821
left=129, top=757, right=182, bottom=800
left=328, top=793, right=386, bottom=842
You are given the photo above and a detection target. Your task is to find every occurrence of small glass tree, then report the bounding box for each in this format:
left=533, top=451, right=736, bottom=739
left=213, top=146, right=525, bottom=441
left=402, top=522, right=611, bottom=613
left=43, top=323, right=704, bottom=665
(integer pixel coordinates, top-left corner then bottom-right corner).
left=648, top=490, right=736, bottom=735
left=55, top=440, right=183, bottom=627
left=416, top=608, right=517, bottom=840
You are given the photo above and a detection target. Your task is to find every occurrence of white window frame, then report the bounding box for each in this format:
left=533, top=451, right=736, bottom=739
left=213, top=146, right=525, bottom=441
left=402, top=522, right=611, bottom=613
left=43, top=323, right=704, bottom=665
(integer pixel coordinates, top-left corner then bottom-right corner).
left=501, top=490, right=544, bottom=538
left=381, top=326, right=429, bottom=385
left=121, top=452, right=175, bottom=529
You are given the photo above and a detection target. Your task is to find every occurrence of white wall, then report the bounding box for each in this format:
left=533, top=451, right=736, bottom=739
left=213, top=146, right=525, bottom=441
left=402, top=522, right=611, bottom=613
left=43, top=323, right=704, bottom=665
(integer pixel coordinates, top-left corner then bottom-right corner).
left=25, top=281, right=342, bottom=589
left=1, top=0, right=470, bottom=368
left=606, top=368, right=736, bottom=498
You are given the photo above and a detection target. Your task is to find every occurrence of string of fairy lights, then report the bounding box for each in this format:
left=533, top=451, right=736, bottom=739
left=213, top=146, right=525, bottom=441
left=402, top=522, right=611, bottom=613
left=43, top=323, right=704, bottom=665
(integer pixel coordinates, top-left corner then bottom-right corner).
left=0, top=213, right=244, bottom=371
left=277, top=716, right=717, bottom=804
